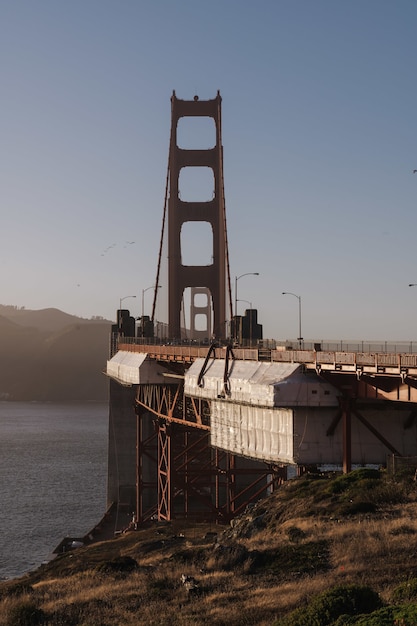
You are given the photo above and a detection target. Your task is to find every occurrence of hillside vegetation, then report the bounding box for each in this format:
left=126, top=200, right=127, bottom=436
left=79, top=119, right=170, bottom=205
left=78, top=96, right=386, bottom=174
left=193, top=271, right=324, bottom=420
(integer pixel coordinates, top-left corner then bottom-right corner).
left=0, top=306, right=112, bottom=402
left=3, top=467, right=417, bottom=625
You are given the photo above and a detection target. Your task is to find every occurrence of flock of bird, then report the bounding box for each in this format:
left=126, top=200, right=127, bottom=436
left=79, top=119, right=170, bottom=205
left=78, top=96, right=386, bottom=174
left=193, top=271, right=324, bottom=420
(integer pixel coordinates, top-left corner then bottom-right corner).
left=101, top=241, right=136, bottom=256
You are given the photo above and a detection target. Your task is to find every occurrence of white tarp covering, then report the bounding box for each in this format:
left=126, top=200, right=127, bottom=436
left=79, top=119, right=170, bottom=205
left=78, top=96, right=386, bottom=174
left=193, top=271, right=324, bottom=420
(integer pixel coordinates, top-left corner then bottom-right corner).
left=106, top=351, right=164, bottom=385
left=210, top=401, right=294, bottom=463
left=213, top=401, right=417, bottom=466
left=273, top=373, right=339, bottom=407
left=184, top=359, right=338, bottom=407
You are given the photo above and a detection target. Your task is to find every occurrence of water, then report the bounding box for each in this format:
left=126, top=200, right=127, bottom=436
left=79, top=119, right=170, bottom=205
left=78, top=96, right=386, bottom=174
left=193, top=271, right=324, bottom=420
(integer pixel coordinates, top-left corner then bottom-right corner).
left=0, top=402, right=108, bottom=580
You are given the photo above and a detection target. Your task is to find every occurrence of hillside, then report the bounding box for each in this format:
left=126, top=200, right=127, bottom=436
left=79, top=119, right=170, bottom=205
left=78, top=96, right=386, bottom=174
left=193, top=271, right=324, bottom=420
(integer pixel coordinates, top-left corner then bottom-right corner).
left=0, top=306, right=113, bottom=401
left=0, top=306, right=101, bottom=333
left=2, top=468, right=417, bottom=625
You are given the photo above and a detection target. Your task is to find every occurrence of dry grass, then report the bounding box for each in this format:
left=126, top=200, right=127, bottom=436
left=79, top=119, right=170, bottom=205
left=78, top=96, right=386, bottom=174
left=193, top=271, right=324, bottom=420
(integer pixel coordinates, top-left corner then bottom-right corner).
left=2, top=469, right=417, bottom=625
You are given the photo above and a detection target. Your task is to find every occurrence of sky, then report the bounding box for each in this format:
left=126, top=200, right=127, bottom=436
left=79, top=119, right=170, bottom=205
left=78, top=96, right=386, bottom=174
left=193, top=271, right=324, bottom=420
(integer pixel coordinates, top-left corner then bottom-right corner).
left=1, top=0, right=417, bottom=342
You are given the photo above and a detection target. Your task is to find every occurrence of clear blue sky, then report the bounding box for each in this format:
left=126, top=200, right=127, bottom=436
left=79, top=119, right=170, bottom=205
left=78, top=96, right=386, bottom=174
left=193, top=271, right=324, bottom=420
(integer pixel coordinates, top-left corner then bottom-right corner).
left=1, top=0, right=417, bottom=341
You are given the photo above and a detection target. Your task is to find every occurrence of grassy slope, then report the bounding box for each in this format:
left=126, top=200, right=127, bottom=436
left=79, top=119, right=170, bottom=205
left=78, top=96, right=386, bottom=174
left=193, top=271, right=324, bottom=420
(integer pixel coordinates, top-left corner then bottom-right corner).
left=2, top=468, right=417, bottom=625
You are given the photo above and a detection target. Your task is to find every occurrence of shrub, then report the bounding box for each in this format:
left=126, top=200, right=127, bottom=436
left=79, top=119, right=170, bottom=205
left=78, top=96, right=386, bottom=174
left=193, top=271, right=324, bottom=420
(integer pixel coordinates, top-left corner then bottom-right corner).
left=392, top=578, right=417, bottom=602
left=275, top=584, right=382, bottom=626
left=254, top=540, right=330, bottom=578
left=280, top=475, right=324, bottom=502
left=367, top=479, right=409, bottom=505
left=351, top=468, right=381, bottom=481
left=169, top=546, right=207, bottom=565
left=337, top=500, right=376, bottom=516
left=328, top=469, right=380, bottom=496
left=95, top=555, right=138, bottom=575
left=286, top=526, right=307, bottom=543
left=334, top=604, right=417, bottom=625
left=6, top=601, right=45, bottom=626
left=210, top=543, right=251, bottom=571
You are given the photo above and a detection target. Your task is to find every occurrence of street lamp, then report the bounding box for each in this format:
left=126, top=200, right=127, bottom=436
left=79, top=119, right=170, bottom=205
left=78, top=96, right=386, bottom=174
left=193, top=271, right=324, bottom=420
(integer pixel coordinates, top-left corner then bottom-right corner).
left=234, top=273, right=259, bottom=343
left=119, top=295, right=136, bottom=311
left=237, top=299, right=252, bottom=311
left=142, top=285, right=161, bottom=321
left=237, top=299, right=253, bottom=345
left=282, top=292, right=303, bottom=349
left=234, top=273, right=259, bottom=316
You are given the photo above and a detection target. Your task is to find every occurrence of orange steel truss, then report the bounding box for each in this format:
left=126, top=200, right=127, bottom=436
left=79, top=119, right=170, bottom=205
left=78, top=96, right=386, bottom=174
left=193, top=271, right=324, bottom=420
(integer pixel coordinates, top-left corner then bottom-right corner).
left=134, top=382, right=288, bottom=524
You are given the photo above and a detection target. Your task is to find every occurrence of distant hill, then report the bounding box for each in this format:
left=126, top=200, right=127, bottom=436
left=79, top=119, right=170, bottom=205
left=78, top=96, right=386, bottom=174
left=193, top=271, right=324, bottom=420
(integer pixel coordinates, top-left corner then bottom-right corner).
left=0, top=305, right=112, bottom=333
left=0, top=306, right=113, bottom=402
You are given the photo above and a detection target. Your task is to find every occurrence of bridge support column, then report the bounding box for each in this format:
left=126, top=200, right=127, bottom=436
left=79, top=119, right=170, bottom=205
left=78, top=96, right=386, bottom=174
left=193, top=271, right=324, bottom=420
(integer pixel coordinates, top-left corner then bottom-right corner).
left=135, top=406, right=158, bottom=524
left=341, top=397, right=352, bottom=474
left=157, top=421, right=172, bottom=521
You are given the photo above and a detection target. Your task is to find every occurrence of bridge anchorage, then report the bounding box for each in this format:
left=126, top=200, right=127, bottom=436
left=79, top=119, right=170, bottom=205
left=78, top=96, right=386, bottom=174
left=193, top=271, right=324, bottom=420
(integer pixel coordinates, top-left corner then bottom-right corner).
left=106, top=92, right=417, bottom=530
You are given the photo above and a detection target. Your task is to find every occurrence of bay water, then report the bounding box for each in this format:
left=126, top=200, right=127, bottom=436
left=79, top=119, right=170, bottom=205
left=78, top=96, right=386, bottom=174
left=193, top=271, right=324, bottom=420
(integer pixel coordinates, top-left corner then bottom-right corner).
left=0, top=402, right=108, bottom=580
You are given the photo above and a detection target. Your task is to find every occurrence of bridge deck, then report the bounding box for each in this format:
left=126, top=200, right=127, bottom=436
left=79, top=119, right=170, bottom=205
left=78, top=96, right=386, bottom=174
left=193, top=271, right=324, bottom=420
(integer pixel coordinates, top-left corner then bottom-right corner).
left=117, top=341, right=417, bottom=378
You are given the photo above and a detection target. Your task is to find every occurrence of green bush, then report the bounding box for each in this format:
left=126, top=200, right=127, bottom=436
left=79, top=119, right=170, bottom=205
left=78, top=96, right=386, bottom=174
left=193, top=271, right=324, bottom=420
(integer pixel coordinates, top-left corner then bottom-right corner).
left=275, top=584, right=382, bottom=626
left=392, top=578, right=417, bottom=602
left=333, top=603, right=417, bottom=625
left=282, top=474, right=328, bottom=500
left=6, top=601, right=45, bottom=626
left=328, top=469, right=380, bottom=496
left=351, top=468, right=381, bottom=481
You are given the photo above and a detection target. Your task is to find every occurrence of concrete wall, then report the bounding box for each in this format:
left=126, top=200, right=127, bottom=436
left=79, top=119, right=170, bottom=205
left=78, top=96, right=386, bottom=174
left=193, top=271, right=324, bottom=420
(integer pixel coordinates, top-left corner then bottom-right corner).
left=107, top=379, right=137, bottom=508
left=210, top=401, right=417, bottom=467
left=294, top=405, right=417, bottom=466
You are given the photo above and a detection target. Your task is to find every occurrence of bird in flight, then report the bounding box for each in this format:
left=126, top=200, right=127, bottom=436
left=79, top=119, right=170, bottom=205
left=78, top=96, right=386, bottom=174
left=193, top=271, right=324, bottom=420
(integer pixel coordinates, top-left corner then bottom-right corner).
left=413, top=170, right=417, bottom=174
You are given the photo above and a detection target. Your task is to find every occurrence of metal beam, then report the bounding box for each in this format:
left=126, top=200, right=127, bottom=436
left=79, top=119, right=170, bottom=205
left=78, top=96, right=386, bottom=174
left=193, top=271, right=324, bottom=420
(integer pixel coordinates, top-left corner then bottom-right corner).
left=352, top=408, right=402, bottom=457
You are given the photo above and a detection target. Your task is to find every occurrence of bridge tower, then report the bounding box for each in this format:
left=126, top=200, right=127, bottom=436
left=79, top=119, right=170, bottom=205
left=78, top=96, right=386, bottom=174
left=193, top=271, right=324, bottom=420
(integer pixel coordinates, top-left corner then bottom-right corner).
left=107, top=92, right=282, bottom=530
left=167, top=91, right=229, bottom=340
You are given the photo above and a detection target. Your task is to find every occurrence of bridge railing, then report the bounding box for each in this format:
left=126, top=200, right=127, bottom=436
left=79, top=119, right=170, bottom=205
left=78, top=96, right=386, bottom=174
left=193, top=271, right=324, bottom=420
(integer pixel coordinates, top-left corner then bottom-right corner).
left=272, top=349, right=417, bottom=371
left=111, top=335, right=417, bottom=375
left=111, top=334, right=417, bottom=366
left=274, top=341, right=417, bottom=354
left=114, top=335, right=417, bottom=353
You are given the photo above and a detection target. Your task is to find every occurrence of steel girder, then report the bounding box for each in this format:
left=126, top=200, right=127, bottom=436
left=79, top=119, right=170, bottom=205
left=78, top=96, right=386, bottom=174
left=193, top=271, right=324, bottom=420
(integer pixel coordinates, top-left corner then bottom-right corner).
left=134, top=381, right=286, bottom=523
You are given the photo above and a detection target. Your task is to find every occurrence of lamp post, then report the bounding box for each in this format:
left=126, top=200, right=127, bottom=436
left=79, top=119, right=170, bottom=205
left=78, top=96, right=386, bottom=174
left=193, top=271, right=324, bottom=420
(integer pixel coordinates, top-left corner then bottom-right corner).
left=282, top=291, right=303, bottom=349
left=120, top=295, right=136, bottom=311
left=141, top=285, right=161, bottom=321
left=408, top=286, right=417, bottom=353
left=234, top=272, right=259, bottom=343
left=237, top=299, right=253, bottom=345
